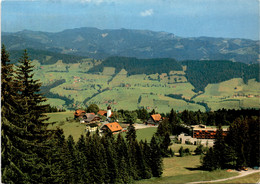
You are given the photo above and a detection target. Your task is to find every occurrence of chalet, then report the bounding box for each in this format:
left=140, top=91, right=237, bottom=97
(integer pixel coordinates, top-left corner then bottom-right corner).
left=146, top=114, right=162, bottom=125
left=191, top=124, right=228, bottom=139
left=74, top=109, right=86, bottom=119
left=80, top=113, right=101, bottom=124
left=101, top=122, right=122, bottom=134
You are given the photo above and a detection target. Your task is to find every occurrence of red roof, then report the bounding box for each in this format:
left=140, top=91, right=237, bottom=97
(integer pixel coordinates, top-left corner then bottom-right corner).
left=105, top=122, right=122, bottom=132
left=151, top=114, right=161, bottom=122
left=74, top=109, right=86, bottom=116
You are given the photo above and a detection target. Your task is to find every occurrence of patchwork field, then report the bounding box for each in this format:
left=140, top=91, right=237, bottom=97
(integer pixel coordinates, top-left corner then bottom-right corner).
left=34, top=60, right=260, bottom=112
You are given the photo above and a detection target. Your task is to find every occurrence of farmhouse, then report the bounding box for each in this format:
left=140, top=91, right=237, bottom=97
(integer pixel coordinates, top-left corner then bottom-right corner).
left=146, top=114, right=162, bottom=125
left=74, top=109, right=86, bottom=119
left=80, top=113, right=101, bottom=124
left=101, top=122, right=122, bottom=134
left=191, top=124, right=228, bottom=139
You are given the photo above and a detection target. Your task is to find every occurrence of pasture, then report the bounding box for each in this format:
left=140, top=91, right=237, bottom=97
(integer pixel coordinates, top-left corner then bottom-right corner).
left=137, top=155, right=238, bottom=184
left=120, top=127, right=158, bottom=142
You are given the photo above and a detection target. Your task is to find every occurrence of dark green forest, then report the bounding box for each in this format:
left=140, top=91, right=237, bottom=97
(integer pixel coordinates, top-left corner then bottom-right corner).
left=183, top=60, right=259, bottom=92
left=88, top=56, right=183, bottom=75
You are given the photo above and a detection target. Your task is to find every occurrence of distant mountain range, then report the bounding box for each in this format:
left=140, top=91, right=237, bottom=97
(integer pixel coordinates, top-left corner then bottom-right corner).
left=2, top=27, right=259, bottom=63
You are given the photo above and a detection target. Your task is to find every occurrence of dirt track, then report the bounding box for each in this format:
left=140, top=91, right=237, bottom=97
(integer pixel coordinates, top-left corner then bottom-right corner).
left=187, top=169, right=260, bottom=184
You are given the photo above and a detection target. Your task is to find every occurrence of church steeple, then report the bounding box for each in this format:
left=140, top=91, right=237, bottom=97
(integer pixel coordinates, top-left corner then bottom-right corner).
left=107, top=105, right=112, bottom=121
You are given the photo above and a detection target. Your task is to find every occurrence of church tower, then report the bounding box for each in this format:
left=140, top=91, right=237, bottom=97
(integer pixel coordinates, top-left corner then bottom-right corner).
left=107, top=105, right=112, bottom=120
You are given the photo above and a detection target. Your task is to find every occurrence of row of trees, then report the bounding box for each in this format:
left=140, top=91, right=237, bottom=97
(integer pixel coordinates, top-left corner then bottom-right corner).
left=202, top=116, right=259, bottom=170
left=49, top=126, right=163, bottom=183
left=1, top=46, right=163, bottom=183
left=45, top=105, right=66, bottom=113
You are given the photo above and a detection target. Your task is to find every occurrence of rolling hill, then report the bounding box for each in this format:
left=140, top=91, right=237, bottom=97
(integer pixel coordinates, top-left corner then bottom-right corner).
left=2, top=27, right=259, bottom=63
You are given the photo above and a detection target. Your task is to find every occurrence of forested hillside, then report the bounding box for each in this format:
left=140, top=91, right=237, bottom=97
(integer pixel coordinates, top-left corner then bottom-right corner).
left=88, top=57, right=182, bottom=75
left=183, top=60, right=259, bottom=92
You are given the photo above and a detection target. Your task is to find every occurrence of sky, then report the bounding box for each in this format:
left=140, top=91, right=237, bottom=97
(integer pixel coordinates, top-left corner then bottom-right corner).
left=1, top=0, right=259, bottom=40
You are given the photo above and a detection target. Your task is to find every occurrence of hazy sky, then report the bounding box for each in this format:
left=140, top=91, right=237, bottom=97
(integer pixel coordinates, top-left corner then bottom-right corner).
left=1, top=0, right=259, bottom=40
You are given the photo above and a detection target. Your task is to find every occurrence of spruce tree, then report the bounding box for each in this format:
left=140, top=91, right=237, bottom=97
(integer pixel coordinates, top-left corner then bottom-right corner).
left=76, top=134, right=90, bottom=183
left=14, top=49, right=53, bottom=182
left=136, top=141, right=152, bottom=179
left=1, top=45, right=38, bottom=183
left=213, top=125, right=227, bottom=169
left=48, top=129, right=74, bottom=183
left=126, top=123, right=137, bottom=143
left=149, top=136, right=163, bottom=177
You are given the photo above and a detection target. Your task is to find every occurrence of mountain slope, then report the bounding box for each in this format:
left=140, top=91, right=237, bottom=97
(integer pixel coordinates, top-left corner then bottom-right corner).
left=2, top=27, right=259, bottom=63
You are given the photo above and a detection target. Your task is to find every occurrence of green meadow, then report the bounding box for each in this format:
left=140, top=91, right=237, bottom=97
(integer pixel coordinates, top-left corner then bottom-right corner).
left=137, top=155, right=238, bottom=184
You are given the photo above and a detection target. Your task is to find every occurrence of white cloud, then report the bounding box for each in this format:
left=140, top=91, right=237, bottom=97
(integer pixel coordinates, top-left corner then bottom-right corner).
left=140, top=9, right=154, bottom=17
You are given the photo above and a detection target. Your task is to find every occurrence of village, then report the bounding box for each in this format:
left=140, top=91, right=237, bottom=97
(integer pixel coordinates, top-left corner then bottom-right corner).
left=74, top=105, right=228, bottom=147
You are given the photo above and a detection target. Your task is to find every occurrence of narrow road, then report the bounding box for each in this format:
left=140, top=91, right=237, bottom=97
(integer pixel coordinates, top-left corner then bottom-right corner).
left=187, top=169, right=260, bottom=184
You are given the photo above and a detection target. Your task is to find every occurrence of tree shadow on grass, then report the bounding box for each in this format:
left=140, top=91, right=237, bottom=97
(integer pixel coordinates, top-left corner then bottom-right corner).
left=185, top=166, right=205, bottom=171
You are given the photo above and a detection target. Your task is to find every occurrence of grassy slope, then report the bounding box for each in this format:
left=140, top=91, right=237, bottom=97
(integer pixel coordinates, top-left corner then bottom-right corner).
left=193, top=78, right=260, bottom=111
left=137, top=155, right=238, bottom=184
left=45, top=111, right=87, bottom=141
left=120, top=127, right=157, bottom=142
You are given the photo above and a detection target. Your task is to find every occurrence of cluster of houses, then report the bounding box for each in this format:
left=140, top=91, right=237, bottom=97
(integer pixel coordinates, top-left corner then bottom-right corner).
left=74, top=105, right=123, bottom=134
left=74, top=106, right=228, bottom=146
left=74, top=105, right=163, bottom=134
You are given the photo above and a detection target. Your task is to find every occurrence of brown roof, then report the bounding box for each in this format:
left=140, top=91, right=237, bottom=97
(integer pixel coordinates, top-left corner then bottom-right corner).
left=74, top=109, right=86, bottom=116
left=151, top=114, right=161, bottom=122
left=84, top=113, right=96, bottom=122
left=105, top=122, right=122, bottom=132
left=98, top=110, right=107, bottom=116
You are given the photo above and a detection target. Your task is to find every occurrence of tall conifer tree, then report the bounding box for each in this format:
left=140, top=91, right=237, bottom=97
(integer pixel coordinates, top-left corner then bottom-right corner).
left=1, top=46, right=38, bottom=183
left=14, top=50, right=53, bottom=182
